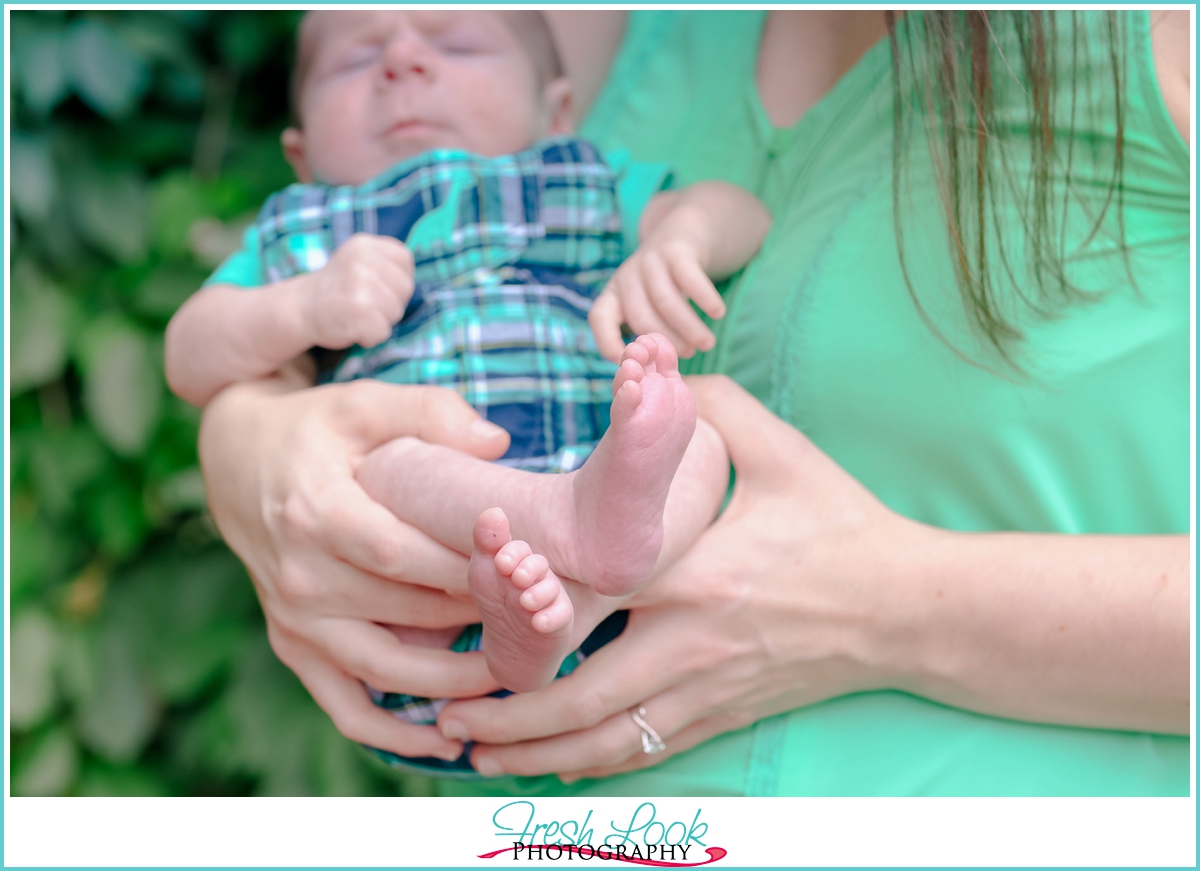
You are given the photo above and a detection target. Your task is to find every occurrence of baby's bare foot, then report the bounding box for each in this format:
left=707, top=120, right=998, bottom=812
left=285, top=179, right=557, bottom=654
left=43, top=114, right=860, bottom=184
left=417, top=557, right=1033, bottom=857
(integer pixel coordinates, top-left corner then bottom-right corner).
left=468, top=508, right=575, bottom=693
left=562, top=334, right=696, bottom=596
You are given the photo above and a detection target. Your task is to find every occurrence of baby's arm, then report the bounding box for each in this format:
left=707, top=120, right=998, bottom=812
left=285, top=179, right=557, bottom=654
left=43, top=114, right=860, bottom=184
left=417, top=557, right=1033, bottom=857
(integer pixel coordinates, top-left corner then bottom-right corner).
left=590, top=182, right=771, bottom=362
left=165, top=234, right=414, bottom=407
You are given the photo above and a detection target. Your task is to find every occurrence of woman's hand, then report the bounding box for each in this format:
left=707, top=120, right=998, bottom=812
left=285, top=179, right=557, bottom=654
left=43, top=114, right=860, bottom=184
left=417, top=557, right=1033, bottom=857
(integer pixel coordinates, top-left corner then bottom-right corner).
left=199, top=370, right=511, bottom=760
left=437, top=374, right=903, bottom=776
left=437, top=376, right=1189, bottom=779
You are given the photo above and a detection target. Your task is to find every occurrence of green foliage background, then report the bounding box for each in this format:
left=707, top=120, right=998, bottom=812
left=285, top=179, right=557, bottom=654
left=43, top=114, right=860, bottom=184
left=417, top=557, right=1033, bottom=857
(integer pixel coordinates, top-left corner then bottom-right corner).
left=9, top=10, right=430, bottom=796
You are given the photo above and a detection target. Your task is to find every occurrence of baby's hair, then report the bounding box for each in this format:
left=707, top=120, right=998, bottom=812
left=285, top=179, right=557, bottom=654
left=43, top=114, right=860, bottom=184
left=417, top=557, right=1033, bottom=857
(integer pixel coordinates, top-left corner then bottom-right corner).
left=289, top=11, right=564, bottom=127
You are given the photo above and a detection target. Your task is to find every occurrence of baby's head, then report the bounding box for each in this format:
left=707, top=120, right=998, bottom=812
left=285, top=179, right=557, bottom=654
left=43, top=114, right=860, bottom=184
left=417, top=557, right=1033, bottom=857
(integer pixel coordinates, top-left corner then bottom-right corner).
left=283, top=11, right=572, bottom=186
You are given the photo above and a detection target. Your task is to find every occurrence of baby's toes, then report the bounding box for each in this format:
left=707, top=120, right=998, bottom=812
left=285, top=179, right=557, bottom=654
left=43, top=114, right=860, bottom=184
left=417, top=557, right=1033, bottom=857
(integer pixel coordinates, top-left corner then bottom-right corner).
left=472, top=507, right=513, bottom=555
left=620, top=337, right=652, bottom=368
left=529, top=584, right=573, bottom=634
left=612, top=357, right=645, bottom=397
left=610, top=377, right=645, bottom=426
left=518, top=573, right=560, bottom=612
left=641, top=333, right=679, bottom=375
left=494, top=539, right=534, bottom=577
left=509, top=553, right=549, bottom=591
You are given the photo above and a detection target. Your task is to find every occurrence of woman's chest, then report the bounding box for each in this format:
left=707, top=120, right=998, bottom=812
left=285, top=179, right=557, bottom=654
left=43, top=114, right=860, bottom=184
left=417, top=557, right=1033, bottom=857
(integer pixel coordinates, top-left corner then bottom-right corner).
left=717, top=164, right=1191, bottom=536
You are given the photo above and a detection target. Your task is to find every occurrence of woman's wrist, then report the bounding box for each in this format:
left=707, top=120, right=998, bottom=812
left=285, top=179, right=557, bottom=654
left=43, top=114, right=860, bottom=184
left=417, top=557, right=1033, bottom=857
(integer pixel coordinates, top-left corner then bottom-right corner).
left=858, top=520, right=1190, bottom=733
left=814, top=510, right=945, bottom=698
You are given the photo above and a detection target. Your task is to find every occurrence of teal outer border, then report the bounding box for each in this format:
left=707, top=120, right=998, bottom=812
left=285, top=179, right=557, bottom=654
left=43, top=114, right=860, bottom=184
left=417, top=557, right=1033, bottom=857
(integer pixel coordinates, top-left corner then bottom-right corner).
left=1, top=2, right=1196, bottom=869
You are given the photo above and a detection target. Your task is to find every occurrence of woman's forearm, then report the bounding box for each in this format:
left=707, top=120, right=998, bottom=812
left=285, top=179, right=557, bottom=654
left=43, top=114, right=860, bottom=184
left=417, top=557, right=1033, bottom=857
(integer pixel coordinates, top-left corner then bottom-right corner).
left=876, top=523, right=1190, bottom=734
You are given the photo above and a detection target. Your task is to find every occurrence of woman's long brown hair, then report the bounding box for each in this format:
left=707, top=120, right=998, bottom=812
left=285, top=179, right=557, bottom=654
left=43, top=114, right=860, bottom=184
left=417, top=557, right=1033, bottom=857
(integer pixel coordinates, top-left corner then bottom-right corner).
left=885, top=11, right=1127, bottom=368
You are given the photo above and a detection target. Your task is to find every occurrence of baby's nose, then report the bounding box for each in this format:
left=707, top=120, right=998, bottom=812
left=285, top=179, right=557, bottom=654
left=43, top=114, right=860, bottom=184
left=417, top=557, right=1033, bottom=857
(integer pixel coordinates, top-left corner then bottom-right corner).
left=381, top=30, right=434, bottom=81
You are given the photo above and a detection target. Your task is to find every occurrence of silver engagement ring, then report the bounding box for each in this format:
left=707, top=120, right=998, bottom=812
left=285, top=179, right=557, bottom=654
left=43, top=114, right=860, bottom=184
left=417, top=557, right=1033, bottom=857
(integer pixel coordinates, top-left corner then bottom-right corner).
left=630, top=706, right=666, bottom=755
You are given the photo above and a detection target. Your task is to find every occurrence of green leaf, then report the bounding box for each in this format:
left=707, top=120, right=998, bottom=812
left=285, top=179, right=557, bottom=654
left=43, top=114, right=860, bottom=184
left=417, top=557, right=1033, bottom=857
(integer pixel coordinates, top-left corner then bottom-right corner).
left=10, top=262, right=71, bottom=393
left=151, top=621, right=241, bottom=704
left=11, top=609, right=62, bottom=731
left=70, top=166, right=147, bottom=263
left=77, top=761, right=172, bottom=796
left=218, top=13, right=273, bottom=71
left=11, top=136, right=59, bottom=223
left=77, top=317, right=162, bottom=456
left=150, top=170, right=211, bottom=259
left=133, top=266, right=206, bottom=320
left=16, top=29, right=69, bottom=114
left=157, top=466, right=207, bottom=513
left=83, top=473, right=149, bottom=558
left=67, top=19, right=150, bottom=118
left=313, top=723, right=377, bottom=796
left=28, top=426, right=109, bottom=519
left=13, top=728, right=79, bottom=796
left=10, top=514, right=63, bottom=602
left=115, top=14, right=192, bottom=65
left=74, top=624, right=159, bottom=763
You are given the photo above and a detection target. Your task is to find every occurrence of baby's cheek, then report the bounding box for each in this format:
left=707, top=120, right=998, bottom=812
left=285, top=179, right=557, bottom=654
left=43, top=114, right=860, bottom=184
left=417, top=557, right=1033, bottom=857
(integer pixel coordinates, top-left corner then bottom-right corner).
left=460, top=71, right=544, bottom=155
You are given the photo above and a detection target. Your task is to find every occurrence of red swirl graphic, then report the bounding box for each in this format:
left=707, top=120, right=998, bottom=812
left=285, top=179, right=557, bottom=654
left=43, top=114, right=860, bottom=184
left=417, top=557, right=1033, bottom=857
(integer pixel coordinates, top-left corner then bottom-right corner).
left=478, top=844, right=726, bottom=866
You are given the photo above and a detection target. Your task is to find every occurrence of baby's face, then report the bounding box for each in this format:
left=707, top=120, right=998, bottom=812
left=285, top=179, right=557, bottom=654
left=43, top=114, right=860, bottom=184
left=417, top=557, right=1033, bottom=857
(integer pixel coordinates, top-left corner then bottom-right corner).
left=289, top=11, right=569, bottom=185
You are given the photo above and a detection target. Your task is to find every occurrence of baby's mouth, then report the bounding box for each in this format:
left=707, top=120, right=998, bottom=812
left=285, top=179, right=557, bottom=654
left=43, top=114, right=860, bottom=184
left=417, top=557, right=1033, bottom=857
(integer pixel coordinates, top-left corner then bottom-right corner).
left=385, top=119, right=443, bottom=138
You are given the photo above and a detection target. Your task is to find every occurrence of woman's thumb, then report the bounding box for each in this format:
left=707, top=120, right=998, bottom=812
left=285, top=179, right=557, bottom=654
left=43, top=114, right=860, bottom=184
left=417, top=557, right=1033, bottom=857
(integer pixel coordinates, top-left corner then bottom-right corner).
left=686, top=374, right=806, bottom=480
left=335, top=380, right=511, bottom=460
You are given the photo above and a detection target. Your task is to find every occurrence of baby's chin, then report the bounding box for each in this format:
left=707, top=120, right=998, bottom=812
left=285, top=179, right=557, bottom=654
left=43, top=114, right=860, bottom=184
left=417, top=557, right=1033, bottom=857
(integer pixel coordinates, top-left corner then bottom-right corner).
left=314, top=136, right=537, bottom=185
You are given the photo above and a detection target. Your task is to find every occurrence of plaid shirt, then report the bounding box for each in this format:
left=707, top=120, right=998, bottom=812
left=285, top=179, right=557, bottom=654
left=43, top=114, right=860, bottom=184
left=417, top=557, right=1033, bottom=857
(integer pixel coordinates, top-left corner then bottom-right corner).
left=256, top=137, right=627, bottom=472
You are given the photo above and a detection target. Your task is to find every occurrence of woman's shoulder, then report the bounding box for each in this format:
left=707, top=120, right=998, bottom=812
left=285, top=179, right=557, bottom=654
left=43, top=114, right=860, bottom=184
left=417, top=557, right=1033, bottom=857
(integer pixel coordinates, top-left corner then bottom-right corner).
left=1149, top=10, right=1190, bottom=144
left=581, top=11, right=769, bottom=185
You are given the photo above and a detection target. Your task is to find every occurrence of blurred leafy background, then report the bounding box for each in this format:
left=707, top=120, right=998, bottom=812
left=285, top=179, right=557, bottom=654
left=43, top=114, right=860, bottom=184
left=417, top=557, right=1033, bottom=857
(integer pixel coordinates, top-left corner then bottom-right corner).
left=9, top=10, right=430, bottom=796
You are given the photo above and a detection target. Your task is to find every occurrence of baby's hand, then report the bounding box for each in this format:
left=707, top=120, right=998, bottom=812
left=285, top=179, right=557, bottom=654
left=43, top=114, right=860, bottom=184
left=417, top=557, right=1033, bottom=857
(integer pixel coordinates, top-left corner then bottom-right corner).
left=300, top=233, right=415, bottom=349
left=589, top=210, right=727, bottom=362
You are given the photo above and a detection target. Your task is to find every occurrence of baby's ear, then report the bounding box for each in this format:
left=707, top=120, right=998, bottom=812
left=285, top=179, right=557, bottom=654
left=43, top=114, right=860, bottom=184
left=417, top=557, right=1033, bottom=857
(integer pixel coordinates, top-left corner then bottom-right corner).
left=281, top=127, right=315, bottom=183
left=543, top=76, right=575, bottom=135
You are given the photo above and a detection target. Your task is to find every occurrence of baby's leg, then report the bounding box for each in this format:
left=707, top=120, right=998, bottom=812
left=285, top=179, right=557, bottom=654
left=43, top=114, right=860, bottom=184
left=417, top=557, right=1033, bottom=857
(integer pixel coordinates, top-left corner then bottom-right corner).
left=356, top=334, right=728, bottom=691
left=464, top=421, right=727, bottom=692
left=358, top=335, right=706, bottom=593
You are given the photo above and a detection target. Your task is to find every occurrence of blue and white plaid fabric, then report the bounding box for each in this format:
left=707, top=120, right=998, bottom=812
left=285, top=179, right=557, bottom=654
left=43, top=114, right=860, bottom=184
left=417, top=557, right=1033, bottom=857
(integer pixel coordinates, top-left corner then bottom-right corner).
left=254, top=137, right=631, bottom=776
left=256, top=136, right=624, bottom=473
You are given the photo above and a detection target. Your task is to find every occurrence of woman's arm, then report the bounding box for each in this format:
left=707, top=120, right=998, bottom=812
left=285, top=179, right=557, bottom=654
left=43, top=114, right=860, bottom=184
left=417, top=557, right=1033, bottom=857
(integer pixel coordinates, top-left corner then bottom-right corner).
left=436, top=376, right=1188, bottom=779
left=199, top=373, right=512, bottom=759
left=1150, top=10, right=1190, bottom=144
left=887, top=524, right=1187, bottom=733
left=542, top=11, right=627, bottom=121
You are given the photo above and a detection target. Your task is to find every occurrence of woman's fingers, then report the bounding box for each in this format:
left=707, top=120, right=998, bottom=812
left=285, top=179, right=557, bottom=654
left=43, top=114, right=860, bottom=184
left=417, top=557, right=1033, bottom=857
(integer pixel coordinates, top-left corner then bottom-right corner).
left=588, top=290, right=627, bottom=363
left=437, top=614, right=681, bottom=744
left=685, top=374, right=810, bottom=480
left=271, top=553, right=479, bottom=627
left=559, top=712, right=750, bottom=783
left=310, top=617, right=500, bottom=698
left=324, top=379, right=510, bottom=459
left=316, top=477, right=472, bottom=593
left=267, top=622, right=466, bottom=761
left=468, top=681, right=718, bottom=777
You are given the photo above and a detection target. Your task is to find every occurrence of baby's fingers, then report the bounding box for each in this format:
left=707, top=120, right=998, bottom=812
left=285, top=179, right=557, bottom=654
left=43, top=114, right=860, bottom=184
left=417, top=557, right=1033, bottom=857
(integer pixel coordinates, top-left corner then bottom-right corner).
left=621, top=273, right=692, bottom=358
left=588, top=290, right=627, bottom=363
left=640, top=257, right=705, bottom=357
left=668, top=254, right=727, bottom=320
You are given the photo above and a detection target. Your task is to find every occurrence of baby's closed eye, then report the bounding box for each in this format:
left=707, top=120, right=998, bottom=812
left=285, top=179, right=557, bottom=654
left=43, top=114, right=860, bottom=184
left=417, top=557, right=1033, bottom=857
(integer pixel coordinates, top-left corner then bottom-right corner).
left=329, top=43, right=382, bottom=76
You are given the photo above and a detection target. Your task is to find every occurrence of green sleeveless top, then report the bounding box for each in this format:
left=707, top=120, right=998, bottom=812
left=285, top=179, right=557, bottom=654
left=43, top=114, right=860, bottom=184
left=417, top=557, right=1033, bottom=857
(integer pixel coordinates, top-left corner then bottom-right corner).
left=443, top=10, right=1189, bottom=797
